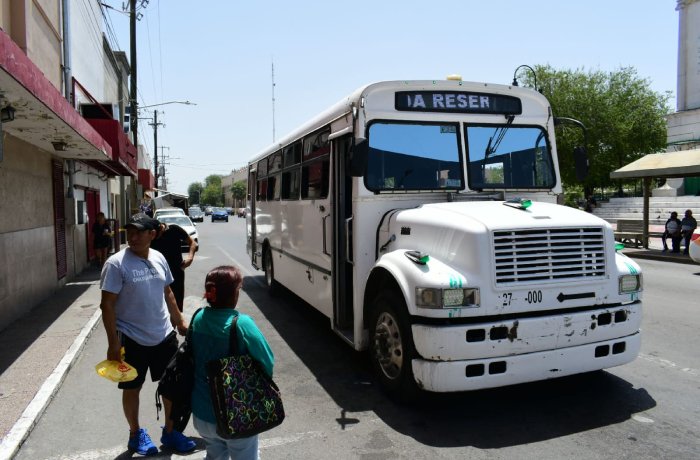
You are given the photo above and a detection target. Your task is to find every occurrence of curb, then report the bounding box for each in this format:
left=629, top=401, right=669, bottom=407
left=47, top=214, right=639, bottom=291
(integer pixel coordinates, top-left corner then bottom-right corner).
left=622, top=251, right=699, bottom=265
left=0, top=308, right=103, bottom=460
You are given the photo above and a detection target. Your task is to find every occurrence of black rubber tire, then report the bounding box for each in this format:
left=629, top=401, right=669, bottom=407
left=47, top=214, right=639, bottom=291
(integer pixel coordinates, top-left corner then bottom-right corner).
left=369, top=291, right=419, bottom=400
left=263, top=247, right=278, bottom=293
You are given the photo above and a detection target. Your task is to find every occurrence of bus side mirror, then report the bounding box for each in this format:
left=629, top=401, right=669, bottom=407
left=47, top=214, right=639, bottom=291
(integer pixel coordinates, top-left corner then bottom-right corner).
left=350, top=138, right=368, bottom=177
left=573, top=146, right=589, bottom=181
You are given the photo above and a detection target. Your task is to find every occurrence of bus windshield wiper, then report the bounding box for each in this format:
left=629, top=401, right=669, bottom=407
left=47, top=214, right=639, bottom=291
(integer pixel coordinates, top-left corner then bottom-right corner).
left=485, top=115, right=515, bottom=158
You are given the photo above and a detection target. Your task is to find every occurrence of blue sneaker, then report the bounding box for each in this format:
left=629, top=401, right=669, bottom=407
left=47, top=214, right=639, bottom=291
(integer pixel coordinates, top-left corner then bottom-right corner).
left=128, top=428, right=158, bottom=456
left=161, top=427, right=196, bottom=453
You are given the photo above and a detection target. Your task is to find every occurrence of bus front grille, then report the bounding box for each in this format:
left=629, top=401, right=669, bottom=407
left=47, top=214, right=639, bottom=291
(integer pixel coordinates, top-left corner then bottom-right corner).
left=493, top=228, right=606, bottom=285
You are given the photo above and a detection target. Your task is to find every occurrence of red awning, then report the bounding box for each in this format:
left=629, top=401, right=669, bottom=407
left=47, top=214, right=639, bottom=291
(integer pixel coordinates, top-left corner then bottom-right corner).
left=85, top=118, right=137, bottom=176
left=0, top=29, right=111, bottom=160
left=138, top=168, right=154, bottom=190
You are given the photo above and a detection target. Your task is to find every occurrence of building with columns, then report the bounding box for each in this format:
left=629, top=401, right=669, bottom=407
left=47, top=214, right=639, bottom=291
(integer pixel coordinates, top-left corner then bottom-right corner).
left=662, top=0, right=700, bottom=195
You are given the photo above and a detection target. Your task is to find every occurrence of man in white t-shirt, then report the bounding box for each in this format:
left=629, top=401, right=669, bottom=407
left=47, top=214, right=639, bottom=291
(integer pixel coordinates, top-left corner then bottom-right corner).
left=100, top=213, right=195, bottom=456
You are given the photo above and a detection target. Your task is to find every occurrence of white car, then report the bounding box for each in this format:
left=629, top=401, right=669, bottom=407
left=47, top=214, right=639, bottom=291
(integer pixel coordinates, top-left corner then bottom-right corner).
left=153, top=207, right=186, bottom=220
left=157, top=215, right=199, bottom=251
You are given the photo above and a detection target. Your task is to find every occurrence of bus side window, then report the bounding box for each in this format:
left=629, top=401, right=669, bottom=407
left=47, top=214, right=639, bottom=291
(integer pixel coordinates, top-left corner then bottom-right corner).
left=258, top=159, right=268, bottom=177
left=269, top=152, right=282, bottom=173
left=267, top=174, right=281, bottom=200
left=284, top=142, right=302, bottom=167
left=302, top=158, right=330, bottom=199
left=257, top=178, right=268, bottom=201
left=282, top=168, right=300, bottom=200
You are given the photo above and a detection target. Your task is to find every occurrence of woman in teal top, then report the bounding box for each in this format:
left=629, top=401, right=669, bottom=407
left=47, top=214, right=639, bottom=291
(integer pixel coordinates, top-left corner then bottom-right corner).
left=191, top=265, right=274, bottom=460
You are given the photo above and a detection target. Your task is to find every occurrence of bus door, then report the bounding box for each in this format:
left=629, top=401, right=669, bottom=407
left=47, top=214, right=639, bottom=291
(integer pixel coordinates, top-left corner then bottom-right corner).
left=249, top=169, right=259, bottom=268
left=331, top=134, right=354, bottom=340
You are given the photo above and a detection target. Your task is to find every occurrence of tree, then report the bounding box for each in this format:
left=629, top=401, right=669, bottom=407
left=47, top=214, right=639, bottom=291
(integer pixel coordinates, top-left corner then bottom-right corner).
left=201, top=184, right=223, bottom=206
left=187, top=182, right=204, bottom=205
left=204, top=174, right=223, bottom=188
left=231, top=180, right=247, bottom=207
left=525, top=65, right=671, bottom=197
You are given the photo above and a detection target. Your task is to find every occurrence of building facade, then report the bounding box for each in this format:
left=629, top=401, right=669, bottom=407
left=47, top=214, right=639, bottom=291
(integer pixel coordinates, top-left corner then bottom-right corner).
left=663, top=0, right=700, bottom=195
left=222, top=166, right=248, bottom=208
left=0, top=0, right=141, bottom=331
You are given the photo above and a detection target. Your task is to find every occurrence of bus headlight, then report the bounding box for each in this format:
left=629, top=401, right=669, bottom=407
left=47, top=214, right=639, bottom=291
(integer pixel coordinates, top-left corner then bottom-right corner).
left=619, top=274, right=642, bottom=293
left=416, top=287, right=480, bottom=308
left=416, top=288, right=441, bottom=308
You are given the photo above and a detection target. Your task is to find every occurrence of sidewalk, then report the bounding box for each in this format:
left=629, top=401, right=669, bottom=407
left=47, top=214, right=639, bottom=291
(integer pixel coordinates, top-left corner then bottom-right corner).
left=0, top=242, right=697, bottom=459
left=0, top=269, right=103, bottom=460
left=619, top=236, right=699, bottom=265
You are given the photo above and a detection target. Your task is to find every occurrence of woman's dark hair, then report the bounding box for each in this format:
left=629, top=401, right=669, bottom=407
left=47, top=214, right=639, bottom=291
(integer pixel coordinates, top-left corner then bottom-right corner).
left=204, top=265, right=243, bottom=307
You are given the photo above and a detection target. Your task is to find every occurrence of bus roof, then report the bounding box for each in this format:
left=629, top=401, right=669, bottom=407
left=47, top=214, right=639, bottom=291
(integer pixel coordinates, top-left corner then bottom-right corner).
left=248, top=79, right=549, bottom=166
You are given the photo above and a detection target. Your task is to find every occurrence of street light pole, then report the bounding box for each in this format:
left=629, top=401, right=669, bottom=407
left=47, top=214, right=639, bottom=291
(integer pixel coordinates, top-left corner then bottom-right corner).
left=150, top=110, right=163, bottom=194
left=140, top=100, right=195, bottom=197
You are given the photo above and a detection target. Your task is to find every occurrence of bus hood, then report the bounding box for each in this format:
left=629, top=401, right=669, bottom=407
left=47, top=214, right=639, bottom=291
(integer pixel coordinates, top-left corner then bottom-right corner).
left=389, top=200, right=608, bottom=233
left=378, top=199, right=613, bottom=271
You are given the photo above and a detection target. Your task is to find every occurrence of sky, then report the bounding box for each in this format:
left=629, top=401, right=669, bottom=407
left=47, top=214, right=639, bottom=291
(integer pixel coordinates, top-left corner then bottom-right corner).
left=103, top=0, right=681, bottom=195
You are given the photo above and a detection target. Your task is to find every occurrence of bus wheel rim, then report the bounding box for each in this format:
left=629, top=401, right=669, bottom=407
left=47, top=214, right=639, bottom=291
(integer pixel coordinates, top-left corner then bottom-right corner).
left=373, top=311, right=403, bottom=380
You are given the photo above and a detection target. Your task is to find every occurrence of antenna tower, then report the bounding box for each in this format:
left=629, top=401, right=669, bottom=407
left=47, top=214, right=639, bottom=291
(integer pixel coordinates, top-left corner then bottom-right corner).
left=272, top=59, right=276, bottom=142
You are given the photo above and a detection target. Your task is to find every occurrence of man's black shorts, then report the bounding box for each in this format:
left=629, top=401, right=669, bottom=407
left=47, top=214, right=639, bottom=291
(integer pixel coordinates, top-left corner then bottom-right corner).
left=118, top=330, right=178, bottom=390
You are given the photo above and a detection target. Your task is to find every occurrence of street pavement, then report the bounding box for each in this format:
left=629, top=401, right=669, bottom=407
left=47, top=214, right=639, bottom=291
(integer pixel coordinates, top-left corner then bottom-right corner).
left=0, top=240, right=697, bottom=459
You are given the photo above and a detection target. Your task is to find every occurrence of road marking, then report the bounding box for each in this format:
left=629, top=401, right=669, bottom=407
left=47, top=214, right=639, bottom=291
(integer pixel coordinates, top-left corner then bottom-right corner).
left=38, top=432, right=326, bottom=459
left=638, top=353, right=699, bottom=376
left=41, top=446, right=195, bottom=459
left=632, top=414, right=654, bottom=424
left=216, top=245, right=254, bottom=276
left=259, top=431, right=326, bottom=449
left=65, top=280, right=100, bottom=286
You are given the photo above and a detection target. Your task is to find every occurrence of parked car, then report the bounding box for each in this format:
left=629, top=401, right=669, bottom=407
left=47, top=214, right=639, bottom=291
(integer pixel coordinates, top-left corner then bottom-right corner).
left=204, top=206, right=213, bottom=216
left=157, top=215, right=199, bottom=251
left=211, top=207, right=229, bottom=222
left=188, top=207, right=204, bottom=222
left=225, top=207, right=235, bottom=215
left=153, top=207, right=186, bottom=220
left=237, top=207, right=246, bottom=218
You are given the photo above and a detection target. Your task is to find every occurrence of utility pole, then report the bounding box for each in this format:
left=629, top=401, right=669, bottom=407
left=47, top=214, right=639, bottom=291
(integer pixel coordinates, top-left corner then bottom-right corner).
left=158, top=146, right=171, bottom=191
left=129, top=0, right=137, bottom=156
left=271, top=59, right=276, bottom=142
left=150, top=110, right=164, bottom=194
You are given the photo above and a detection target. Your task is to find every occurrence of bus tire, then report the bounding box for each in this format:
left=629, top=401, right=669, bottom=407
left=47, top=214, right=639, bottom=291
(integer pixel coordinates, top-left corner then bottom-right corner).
left=369, top=291, right=419, bottom=400
left=263, top=247, right=278, bottom=293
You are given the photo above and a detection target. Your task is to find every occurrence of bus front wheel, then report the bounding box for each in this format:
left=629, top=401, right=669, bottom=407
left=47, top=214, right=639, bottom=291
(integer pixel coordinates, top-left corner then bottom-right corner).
left=369, top=292, right=419, bottom=399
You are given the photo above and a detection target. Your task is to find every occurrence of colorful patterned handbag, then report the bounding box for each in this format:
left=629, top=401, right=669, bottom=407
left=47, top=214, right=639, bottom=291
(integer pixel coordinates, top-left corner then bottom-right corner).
left=206, top=316, right=285, bottom=439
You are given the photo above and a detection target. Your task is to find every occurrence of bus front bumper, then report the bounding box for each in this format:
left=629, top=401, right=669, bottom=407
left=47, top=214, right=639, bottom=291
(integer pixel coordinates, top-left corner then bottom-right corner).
left=411, top=332, right=641, bottom=392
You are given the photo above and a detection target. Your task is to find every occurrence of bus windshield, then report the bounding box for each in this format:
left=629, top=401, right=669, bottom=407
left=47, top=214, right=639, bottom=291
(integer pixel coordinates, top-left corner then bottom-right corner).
left=366, top=122, right=463, bottom=191
left=466, top=124, right=555, bottom=190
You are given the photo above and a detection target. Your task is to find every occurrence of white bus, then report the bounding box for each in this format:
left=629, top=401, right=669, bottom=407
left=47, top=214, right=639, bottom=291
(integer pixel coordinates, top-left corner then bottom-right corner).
left=246, top=78, right=642, bottom=397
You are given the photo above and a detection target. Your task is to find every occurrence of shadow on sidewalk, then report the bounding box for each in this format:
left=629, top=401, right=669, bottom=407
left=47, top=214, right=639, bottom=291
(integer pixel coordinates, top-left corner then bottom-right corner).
left=0, top=269, right=101, bottom=374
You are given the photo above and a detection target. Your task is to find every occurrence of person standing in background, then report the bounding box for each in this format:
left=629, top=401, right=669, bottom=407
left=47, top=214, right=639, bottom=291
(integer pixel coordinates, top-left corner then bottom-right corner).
left=680, top=209, right=697, bottom=255
left=92, top=212, right=112, bottom=269
left=151, top=220, right=197, bottom=312
left=661, top=211, right=682, bottom=253
left=140, top=197, right=154, bottom=217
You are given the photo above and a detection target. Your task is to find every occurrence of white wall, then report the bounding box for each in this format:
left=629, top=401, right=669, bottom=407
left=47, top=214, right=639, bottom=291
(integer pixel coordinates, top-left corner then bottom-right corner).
left=70, top=0, right=106, bottom=103
left=677, top=0, right=700, bottom=111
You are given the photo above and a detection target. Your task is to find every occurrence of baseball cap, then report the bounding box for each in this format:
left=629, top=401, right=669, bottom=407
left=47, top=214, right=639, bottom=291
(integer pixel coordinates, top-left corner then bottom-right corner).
left=125, top=213, right=160, bottom=231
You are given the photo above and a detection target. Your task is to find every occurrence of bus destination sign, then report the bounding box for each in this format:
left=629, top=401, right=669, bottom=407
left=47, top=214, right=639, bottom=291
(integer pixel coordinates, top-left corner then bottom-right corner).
left=395, top=91, right=522, bottom=115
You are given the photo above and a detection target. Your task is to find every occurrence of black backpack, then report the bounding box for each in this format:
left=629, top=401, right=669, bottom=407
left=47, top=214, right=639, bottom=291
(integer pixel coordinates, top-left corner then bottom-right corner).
left=156, top=307, right=202, bottom=432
